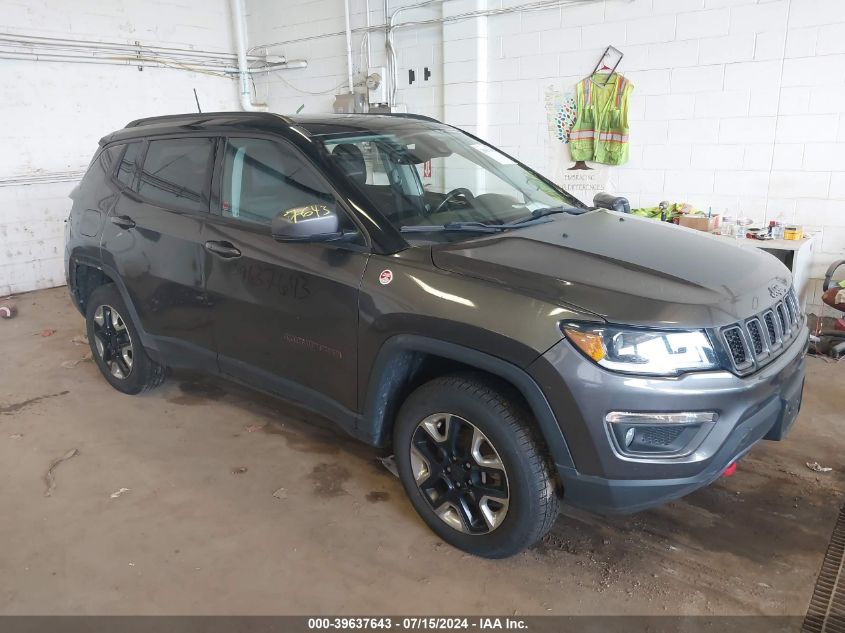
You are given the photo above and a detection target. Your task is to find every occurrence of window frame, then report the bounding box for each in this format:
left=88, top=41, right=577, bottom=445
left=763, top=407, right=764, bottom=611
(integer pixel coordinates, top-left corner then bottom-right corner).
left=209, top=133, right=371, bottom=250
left=109, top=141, right=143, bottom=192
left=130, top=134, right=219, bottom=215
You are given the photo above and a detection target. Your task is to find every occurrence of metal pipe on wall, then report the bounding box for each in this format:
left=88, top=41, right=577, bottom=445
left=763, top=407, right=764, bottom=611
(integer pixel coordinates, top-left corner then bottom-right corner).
left=364, top=0, right=372, bottom=69
left=230, top=0, right=267, bottom=110
left=251, top=0, right=602, bottom=106
left=343, top=0, right=355, bottom=94
left=0, top=32, right=257, bottom=63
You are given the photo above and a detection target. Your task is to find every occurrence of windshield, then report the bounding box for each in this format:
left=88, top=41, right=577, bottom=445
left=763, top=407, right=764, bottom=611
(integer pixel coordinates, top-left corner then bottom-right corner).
left=317, top=125, right=583, bottom=237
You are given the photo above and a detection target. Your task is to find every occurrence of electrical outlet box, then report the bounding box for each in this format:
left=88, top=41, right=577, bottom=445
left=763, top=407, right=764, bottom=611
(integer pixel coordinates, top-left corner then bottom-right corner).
left=366, top=66, right=388, bottom=105
left=333, top=92, right=366, bottom=114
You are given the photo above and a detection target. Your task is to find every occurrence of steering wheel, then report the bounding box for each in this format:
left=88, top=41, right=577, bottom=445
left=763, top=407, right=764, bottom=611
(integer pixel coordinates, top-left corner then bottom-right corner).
left=431, top=188, right=475, bottom=216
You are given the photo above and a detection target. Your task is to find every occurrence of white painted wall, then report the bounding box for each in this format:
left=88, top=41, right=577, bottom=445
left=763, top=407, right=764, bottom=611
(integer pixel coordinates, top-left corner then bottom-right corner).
left=247, top=0, right=845, bottom=315
left=0, top=0, right=240, bottom=295
left=4, top=0, right=844, bottom=315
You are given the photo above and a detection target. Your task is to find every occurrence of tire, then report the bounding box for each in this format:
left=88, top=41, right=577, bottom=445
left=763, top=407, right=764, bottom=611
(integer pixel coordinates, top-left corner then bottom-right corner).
left=394, top=372, right=560, bottom=558
left=85, top=283, right=166, bottom=395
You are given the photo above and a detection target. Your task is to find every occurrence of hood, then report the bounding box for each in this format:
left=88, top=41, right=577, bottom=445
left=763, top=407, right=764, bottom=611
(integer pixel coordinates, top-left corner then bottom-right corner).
left=431, top=210, right=791, bottom=329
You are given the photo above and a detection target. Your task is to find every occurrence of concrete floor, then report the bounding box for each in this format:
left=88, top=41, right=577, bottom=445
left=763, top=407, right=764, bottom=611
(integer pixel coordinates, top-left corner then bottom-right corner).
left=1, top=286, right=843, bottom=615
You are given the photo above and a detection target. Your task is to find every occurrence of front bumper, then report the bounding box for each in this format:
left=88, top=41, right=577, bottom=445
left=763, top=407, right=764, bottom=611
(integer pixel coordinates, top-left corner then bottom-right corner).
left=528, top=325, right=808, bottom=514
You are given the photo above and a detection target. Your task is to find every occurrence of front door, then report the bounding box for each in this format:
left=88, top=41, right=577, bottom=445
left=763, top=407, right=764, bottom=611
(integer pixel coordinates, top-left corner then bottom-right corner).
left=100, top=137, right=217, bottom=370
left=203, top=136, right=369, bottom=416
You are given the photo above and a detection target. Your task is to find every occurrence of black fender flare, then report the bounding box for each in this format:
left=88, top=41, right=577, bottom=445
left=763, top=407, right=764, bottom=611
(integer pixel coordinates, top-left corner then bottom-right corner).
left=67, top=254, right=162, bottom=357
left=360, top=334, right=575, bottom=471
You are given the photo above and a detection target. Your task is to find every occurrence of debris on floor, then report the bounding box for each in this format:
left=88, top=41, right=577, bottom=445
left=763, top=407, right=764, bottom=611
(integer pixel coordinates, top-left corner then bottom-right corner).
left=9, top=433, right=23, bottom=440
left=272, top=487, right=288, bottom=500
left=245, top=424, right=265, bottom=433
left=70, top=333, right=88, bottom=346
left=806, top=461, right=833, bottom=473
left=61, top=352, right=92, bottom=369
left=377, top=455, right=399, bottom=478
left=44, top=448, right=80, bottom=497
left=0, top=304, right=16, bottom=319
left=36, top=329, right=56, bottom=337
left=231, top=466, right=248, bottom=475
left=109, top=487, right=131, bottom=499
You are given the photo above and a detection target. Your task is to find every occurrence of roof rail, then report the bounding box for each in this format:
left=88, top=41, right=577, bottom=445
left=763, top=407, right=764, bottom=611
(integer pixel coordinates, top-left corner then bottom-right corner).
left=125, top=111, right=291, bottom=128
left=368, top=112, right=442, bottom=124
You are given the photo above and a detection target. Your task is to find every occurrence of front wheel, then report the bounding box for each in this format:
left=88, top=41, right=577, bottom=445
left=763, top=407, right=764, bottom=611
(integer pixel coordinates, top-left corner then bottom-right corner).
left=394, top=373, right=560, bottom=558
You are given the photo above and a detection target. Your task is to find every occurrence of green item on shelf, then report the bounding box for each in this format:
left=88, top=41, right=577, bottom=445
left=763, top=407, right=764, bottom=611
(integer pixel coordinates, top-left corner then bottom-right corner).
left=630, top=202, right=701, bottom=222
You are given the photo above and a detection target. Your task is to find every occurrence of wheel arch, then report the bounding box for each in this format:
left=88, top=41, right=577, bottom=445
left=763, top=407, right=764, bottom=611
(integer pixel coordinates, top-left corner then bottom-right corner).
left=360, top=334, right=575, bottom=472
left=67, top=255, right=160, bottom=358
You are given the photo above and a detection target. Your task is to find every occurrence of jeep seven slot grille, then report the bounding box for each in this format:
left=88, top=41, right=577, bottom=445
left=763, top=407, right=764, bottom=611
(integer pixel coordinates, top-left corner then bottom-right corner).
left=747, top=319, right=764, bottom=355
left=764, top=311, right=778, bottom=345
left=719, top=288, right=803, bottom=375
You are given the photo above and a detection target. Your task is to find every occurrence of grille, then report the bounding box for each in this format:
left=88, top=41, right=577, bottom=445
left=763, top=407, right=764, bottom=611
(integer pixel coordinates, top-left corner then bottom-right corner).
left=764, top=311, right=778, bottom=345
left=777, top=303, right=789, bottom=335
left=719, top=288, right=803, bottom=375
left=637, top=426, right=684, bottom=447
left=747, top=319, right=765, bottom=355
left=802, top=503, right=845, bottom=633
left=723, top=327, right=748, bottom=367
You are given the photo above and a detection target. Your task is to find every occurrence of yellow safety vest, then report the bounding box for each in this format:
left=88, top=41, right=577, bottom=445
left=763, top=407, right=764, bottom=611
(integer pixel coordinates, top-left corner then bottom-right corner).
left=569, top=73, right=633, bottom=166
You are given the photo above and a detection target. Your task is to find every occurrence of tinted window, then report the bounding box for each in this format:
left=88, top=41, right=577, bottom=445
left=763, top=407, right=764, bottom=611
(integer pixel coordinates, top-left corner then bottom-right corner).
left=138, top=138, right=214, bottom=212
left=97, top=146, right=120, bottom=173
left=116, top=143, right=140, bottom=188
left=222, top=137, right=338, bottom=226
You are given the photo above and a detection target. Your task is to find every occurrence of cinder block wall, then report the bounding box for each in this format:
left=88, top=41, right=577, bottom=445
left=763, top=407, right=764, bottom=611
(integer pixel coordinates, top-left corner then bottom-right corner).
left=0, top=0, right=240, bottom=295
left=249, top=0, right=845, bottom=315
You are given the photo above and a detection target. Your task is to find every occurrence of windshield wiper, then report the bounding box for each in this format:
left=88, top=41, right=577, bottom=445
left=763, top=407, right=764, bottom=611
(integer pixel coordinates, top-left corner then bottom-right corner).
left=399, top=221, right=507, bottom=234
left=505, top=206, right=578, bottom=226
left=399, top=207, right=582, bottom=234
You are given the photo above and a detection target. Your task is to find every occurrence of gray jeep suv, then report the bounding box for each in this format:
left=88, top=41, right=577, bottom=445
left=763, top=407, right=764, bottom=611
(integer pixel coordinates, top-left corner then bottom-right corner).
left=65, top=112, right=807, bottom=557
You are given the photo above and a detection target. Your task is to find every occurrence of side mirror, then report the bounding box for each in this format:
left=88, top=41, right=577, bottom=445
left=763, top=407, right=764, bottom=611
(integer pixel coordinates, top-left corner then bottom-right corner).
left=593, top=192, right=631, bottom=214
left=271, top=203, right=341, bottom=242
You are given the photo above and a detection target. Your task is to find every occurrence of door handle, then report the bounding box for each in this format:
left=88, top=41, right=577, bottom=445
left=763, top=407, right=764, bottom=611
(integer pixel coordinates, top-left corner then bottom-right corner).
left=110, top=215, right=136, bottom=229
left=204, top=240, right=242, bottom=258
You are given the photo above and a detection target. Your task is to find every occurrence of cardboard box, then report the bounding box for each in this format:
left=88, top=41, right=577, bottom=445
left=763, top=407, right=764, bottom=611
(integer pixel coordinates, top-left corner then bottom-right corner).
left=679, top=214, right=721, bottom=232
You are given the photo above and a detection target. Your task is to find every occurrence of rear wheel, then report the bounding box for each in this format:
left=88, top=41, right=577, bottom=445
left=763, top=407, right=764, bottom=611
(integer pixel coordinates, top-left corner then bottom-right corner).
left=85, top=284, right=165, bottom=395
left=394, top=373, right=559, bottom=558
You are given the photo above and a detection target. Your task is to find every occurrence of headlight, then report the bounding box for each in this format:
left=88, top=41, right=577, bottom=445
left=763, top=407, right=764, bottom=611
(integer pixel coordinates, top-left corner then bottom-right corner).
left=562, top=323, right=719, bottom=376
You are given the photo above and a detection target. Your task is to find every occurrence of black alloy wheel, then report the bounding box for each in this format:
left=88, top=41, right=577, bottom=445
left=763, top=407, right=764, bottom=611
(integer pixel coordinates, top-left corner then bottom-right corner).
left=410, top=413, right=510, bottom=534
left=394, top=373, right=560, bottom=558
left=91, top=304, right=134, bottom=380
left=85, top=283, right=166, bottom=395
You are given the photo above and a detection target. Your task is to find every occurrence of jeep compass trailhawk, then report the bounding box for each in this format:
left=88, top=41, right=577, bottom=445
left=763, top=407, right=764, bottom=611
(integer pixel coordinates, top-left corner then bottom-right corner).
left=66, top=112, right=807, bottom=558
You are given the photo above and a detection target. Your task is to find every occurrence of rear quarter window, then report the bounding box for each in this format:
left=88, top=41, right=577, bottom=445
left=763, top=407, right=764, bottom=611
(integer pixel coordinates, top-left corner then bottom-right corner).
left=116, top=143, right=141, bottom=188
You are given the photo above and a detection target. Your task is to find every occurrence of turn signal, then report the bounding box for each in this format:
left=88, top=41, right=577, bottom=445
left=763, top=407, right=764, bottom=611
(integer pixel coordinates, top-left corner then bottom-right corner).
left=563, top=328, right=606, bottom=362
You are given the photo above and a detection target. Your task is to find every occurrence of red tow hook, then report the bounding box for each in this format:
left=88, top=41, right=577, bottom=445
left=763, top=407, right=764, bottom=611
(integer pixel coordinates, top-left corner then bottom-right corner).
left=722, top=461, right=737, bottom=477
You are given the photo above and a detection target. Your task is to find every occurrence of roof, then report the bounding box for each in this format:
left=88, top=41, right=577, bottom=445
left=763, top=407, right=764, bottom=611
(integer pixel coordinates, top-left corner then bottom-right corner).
left=102, top=111, right=443, bottom=145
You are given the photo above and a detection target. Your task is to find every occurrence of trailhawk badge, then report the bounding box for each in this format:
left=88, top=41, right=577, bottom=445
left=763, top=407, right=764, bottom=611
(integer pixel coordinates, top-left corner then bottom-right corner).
left=379, top=269, right=393, bottom=285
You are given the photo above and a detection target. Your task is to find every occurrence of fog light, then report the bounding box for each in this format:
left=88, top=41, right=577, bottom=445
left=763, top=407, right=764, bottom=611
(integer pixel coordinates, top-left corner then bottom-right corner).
left=605, top=411, right=718, bottom=458
left=605, top=411, right=718, bottom=425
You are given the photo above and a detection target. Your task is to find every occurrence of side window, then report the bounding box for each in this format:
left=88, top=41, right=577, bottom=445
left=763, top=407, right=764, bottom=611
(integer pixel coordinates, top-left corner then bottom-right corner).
left=222, top=137, right=344, bottom=227
left=116, top=143, right=140, bottom=188
left=137, top=138, right=214, bottom=212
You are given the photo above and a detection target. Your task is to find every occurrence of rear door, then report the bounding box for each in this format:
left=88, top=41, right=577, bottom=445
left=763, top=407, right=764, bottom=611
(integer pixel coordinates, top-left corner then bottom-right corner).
left=203, top=135, right=369, bottom=414
left=100, top=136, right=218, bottom=370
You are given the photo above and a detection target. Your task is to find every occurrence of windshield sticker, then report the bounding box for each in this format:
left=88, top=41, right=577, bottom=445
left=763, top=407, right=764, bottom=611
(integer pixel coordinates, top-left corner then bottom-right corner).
left=471, top=143, right=515, bottom=165
left=379, top=269, right=393, bottom=285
